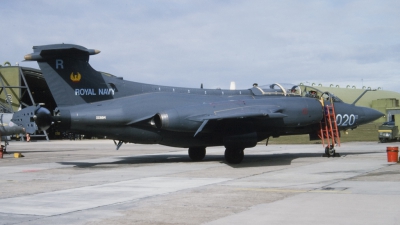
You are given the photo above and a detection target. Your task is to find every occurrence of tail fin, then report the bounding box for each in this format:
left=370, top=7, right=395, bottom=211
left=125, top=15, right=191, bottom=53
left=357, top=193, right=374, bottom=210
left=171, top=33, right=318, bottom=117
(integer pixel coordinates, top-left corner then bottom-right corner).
left=24, top=44, right=115, bottom=107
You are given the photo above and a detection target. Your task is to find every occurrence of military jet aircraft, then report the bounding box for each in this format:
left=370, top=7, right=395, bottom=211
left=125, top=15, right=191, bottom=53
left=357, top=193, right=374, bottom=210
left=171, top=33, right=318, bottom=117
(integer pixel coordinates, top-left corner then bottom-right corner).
left=1, top=113, right=26, bottom=152
left=12, top=44, right=383, bottom=164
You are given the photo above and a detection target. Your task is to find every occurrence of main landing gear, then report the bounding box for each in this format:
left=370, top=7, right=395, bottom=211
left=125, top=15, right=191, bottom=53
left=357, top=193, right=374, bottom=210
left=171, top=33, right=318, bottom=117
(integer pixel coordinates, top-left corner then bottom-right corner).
left=188, top=147, right=206, bottom=161
left=224, top=148, right=244, bottom=164
left=187, top=147, right=245, bottom=164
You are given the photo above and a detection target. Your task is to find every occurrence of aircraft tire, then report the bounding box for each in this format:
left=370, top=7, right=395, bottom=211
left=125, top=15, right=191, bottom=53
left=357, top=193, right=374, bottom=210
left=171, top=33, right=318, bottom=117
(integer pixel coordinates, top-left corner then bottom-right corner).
left=224, top=148, right=244, bottom=164
left=188, top=147, right=206, bottom=161
left=325, top=146, right=335, bottom=157
left=324, top=147, right=329, bottom=155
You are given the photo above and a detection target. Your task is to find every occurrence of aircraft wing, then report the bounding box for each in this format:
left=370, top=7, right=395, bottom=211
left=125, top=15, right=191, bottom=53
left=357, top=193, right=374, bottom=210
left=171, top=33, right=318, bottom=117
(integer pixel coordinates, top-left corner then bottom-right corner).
left=127, top=104, right=286, bottom=137
left=187, top=105, right=286, bottom=137
left=187, top=106, right=286, bottom=122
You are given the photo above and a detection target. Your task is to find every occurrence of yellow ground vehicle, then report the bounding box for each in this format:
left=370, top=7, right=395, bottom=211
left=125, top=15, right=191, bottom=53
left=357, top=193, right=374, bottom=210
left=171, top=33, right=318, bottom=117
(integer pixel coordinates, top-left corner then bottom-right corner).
left=378, top=121, right=399, bottom=143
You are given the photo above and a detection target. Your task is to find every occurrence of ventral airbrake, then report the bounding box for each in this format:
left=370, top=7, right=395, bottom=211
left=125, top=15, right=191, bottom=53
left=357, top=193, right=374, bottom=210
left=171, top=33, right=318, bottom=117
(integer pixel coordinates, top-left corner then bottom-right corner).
left=12, top=44, right=383, bottom=164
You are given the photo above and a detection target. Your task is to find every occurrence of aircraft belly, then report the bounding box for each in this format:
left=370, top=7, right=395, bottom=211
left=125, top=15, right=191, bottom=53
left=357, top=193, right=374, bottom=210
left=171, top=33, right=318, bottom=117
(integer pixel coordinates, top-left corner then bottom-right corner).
left=158, top=131, right=223, bottom=148
left=69, top=126, right=163, bottom=144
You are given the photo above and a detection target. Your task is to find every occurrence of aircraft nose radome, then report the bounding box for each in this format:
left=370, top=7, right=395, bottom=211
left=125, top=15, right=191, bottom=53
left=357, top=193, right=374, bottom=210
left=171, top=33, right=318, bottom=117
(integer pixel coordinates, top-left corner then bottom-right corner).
left=362, top=107, right=384, bottom=123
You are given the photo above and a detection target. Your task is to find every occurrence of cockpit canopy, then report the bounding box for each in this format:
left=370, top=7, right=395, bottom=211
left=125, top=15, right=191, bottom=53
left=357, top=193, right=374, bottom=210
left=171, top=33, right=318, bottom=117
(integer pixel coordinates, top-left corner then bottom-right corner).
left=250, top=83, right=302, bottom=96
left=249, top=83, right=343, bottom=102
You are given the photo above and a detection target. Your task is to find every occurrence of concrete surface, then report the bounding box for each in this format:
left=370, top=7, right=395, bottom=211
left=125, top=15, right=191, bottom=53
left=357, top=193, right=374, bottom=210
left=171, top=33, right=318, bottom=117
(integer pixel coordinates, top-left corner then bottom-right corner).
left=0, top=140, right=399, bottom=224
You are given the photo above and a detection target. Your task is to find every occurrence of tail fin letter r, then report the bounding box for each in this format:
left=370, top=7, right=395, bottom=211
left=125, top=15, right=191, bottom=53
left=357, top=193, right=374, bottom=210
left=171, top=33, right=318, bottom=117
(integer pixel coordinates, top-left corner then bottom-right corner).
left=56, top=59, right=64, bottom=69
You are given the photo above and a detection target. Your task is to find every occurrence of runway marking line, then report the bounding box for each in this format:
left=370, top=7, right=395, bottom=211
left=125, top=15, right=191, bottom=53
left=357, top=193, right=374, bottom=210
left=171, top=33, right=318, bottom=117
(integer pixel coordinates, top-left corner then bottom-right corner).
left=21, top=169, right=40, bottom=172
left=236, top=187, right=351, bottom=194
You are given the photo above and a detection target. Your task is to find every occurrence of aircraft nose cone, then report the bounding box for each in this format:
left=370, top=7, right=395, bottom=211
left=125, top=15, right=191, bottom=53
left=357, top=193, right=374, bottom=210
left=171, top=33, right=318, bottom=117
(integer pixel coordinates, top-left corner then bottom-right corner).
left=362, top=107, right=384, bottom=123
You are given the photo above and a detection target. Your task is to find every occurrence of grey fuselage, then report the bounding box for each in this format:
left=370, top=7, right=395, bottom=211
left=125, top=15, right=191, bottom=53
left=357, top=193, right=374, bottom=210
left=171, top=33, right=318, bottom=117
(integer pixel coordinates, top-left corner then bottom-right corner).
left=54, top=79, right=375, bottom=148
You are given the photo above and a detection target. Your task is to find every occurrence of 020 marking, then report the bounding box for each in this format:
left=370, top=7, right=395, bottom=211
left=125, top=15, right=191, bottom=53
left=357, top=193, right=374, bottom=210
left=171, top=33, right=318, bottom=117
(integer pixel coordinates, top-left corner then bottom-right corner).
left=336, top=114, right=356, bottom=126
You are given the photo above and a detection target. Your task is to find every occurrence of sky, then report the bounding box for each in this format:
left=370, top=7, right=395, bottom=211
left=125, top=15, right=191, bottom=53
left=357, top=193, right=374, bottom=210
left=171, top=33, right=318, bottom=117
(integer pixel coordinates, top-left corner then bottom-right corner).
left=1, top=0, right=399, bottom=91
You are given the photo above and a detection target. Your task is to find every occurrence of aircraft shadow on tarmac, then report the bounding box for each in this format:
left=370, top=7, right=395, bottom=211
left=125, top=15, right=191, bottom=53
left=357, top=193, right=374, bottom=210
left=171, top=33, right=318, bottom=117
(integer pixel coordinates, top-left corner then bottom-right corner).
left=58, top=151, right=378, bottom=169
left=9, top=149, right=89, bottom=153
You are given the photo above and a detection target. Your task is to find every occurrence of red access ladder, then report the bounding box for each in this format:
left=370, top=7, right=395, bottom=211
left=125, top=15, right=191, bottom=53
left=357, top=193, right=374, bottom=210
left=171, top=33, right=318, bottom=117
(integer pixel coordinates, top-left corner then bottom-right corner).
left=318, top=104, right=340, bottom=151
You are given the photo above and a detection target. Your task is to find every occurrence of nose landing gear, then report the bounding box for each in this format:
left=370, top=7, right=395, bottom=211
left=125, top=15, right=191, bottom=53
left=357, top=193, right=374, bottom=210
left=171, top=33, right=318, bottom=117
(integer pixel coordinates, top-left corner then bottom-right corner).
left=319, top=100, right=341, bottom=158
left=324, top=144, right=340, bottom=157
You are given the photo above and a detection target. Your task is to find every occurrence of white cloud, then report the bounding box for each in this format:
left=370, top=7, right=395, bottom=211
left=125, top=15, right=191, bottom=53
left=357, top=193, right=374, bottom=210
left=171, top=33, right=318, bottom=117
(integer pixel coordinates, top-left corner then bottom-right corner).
left=1, top=0, right=399, bottom=91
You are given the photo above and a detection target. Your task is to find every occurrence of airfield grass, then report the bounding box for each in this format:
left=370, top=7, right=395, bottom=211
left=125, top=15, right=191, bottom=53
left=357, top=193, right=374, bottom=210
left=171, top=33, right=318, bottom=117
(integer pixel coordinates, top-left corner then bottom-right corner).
left=263, top=122, right=382, bottom=145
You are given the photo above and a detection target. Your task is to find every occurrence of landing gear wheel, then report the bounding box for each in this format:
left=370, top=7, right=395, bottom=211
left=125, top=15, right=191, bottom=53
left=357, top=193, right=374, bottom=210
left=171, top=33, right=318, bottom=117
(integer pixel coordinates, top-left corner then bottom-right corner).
left=224, top=148, right=244, bottom=164
left=188, top=147, right=206, bottom=161
left=325, top=145, right=336, bottom=157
